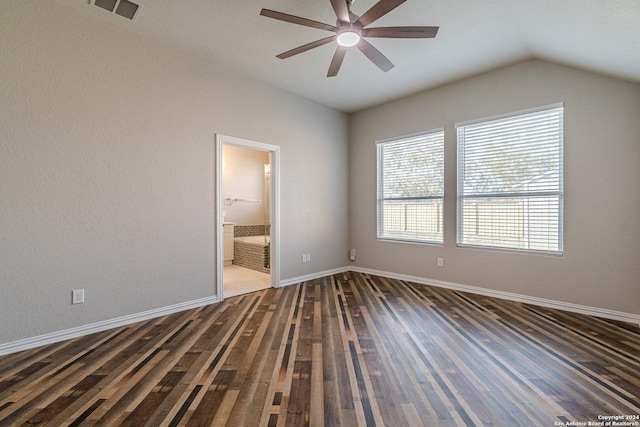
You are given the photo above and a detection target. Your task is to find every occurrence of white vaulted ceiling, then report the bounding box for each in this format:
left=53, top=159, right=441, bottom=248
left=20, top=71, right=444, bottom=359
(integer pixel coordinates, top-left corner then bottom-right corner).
left=55, top=0, right=640, bottom=112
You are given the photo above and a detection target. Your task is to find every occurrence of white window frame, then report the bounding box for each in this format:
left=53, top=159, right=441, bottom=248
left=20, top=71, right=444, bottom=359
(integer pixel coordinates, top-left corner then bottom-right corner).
left=376, top=129, right=445, bottom=244
left=456, top=104, right=564, bottom=254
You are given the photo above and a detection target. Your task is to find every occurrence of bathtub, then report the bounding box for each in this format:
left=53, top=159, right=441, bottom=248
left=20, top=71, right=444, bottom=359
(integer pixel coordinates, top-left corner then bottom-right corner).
left=234, top=235, right=270, bottom=245
left=233, top=235, right=270, bottom=273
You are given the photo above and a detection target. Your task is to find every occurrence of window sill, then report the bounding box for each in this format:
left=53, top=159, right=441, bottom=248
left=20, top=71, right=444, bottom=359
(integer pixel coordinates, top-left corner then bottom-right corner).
left=456, top=243, right=563, bottom=257
left=378, top=237, right=444, bottom=246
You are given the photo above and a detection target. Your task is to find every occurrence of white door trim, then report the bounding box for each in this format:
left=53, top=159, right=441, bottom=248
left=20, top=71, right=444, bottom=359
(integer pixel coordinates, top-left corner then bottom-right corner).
left=215, top=134, right=280, bottom=300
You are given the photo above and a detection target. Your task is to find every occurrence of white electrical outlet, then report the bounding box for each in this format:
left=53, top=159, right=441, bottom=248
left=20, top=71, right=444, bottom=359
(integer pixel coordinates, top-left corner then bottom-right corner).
left=302, top=254, right=306, bottom=263
left=72, top=289, right=85, bottom=304
left=349, top=249, right=356, bottom=261
left=307, top=253, right=310, bottom=262
left=437, top=258, right=444, bottom=267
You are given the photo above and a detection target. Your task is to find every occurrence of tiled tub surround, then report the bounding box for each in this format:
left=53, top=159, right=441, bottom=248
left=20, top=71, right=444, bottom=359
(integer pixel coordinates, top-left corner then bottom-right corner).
left=234, top=224, right=270, bottom=238
left=233, top=225, right=270, bottom=274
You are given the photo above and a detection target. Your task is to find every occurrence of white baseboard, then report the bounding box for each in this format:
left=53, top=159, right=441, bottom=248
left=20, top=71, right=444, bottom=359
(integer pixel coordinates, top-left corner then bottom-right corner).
left=0, top=267, right=350, bottom=356
left=0, top=296, right=219, bottom=356
left=278, top=266, right=350, bottom=288
left=350, top=266, right=640, bottom=326
left=3, top=266, right=638, bottom=356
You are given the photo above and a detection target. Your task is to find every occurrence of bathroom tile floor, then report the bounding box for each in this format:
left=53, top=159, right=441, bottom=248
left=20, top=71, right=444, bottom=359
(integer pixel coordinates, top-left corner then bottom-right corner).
left=223, top=265, right=271, bottom=298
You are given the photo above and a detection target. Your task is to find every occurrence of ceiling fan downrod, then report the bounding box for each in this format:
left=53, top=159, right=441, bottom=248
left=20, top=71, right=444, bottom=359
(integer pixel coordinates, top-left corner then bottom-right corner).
left=341, top=0, right=359, bottom=25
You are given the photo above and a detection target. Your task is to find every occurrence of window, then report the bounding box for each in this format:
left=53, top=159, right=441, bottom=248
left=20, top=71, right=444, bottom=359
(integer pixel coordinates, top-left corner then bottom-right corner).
left=456, top=105, right=563, bottom=254
left=377, top=130, right=444, bottom=243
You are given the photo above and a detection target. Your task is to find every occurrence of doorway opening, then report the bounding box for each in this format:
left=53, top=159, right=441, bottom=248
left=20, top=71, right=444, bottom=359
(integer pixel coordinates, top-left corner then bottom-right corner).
left=215, top=135, right=279, bottom=300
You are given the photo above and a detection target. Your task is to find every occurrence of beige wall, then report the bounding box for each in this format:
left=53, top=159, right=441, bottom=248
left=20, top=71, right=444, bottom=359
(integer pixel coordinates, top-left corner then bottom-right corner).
left=0, top=2, right=349, bottom=344
left=2, top=3, right=638, bottom=348
left=349, top=59, right=640, bottom=316
left=222, top=145, right=270, bottom=226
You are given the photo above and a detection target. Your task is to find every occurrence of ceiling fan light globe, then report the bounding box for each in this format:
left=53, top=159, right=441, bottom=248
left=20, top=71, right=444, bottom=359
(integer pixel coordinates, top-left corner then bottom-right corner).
left=337, top=30, right=361, bottom=47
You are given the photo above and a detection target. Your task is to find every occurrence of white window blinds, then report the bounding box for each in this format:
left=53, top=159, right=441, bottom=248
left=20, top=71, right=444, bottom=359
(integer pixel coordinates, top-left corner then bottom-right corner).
left=377, top=130, right=444, bottom=243
left=456, top=105, right=564, bottom=253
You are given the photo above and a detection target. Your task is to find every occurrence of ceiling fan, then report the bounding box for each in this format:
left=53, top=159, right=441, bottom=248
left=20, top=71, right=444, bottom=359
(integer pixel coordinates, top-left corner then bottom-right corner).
left=260, top=0, right=439, bottom=77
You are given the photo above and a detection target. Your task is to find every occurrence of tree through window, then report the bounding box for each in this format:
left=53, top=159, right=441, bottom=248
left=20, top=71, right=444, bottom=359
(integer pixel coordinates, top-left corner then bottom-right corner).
left=377, top=130, right=444, bottom=243
left=456, top=105, right=564, bottom=253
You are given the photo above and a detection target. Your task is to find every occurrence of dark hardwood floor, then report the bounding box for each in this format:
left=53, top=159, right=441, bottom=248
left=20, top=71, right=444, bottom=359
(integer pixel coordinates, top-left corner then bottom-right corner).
left=1, top=271, right=639, bottom=426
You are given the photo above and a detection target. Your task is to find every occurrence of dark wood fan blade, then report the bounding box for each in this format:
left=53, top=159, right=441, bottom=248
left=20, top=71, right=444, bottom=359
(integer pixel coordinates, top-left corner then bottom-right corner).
left=362, top=26, right=439, bottom=38
left=355, top=0, right=406, bottom=28
left=260, top=9, right=337, bottom=32
left=330, top=0, right=351, bottom=24
left=327, top=46, right=347, bottom=77
left=276, top=36, right=336, bottom=59
left=357, top=39, right=394, bottom=72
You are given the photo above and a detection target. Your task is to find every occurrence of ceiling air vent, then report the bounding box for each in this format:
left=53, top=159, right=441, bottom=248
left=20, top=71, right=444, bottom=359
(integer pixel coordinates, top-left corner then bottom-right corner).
left=91, top=0, right=142, bottom=21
